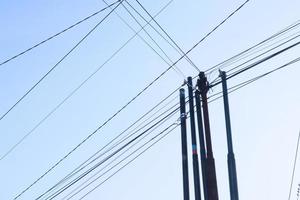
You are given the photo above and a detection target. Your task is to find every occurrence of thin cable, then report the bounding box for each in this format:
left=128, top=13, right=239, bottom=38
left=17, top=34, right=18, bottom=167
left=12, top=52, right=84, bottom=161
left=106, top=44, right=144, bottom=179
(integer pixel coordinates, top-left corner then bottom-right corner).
left=68, top=124, right=178, bottom=200
left=209, top=32, right=300, bottom=85
left=13, top=1, right=246, bottom=196
left=36, top=93, right=181, bottom=199
left=106, top=0, right=185, bottom=78
left=0, top=0, right=174, bottom=162
left=210, top=40, right=300, bottom=88
left=0, top=0, right=121, bottom=67
left=208, top=55, right=300, bottom=103
left=288, top=130, right=300, bottom=200
left=42, top=106, right=179, bottom=199
left=205, top=20, right=300, bottom=74
left=0, top=1, right=123, bottom=123
left=124, top=0, right=200, bottom=72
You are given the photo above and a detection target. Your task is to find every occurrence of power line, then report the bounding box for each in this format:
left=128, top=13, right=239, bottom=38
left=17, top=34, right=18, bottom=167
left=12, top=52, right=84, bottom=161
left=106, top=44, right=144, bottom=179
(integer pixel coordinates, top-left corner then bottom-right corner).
left=36, top=91, right=182, bottom=199
left=40, top=105, right=180, bottom=199
left=209, top=32, right=300, bottom=85
left=12, top=1, right=247, bottom=197
left=124, top=0, right=200, bottom=72
left=208, top=55, right=300, bottom=103
left=204, top=20, right=300, bottom=74
left=0, top=0, right=121, bottom=67
left=0, top=0, right=174, bottom=162
left=0, top=1, right=124, bottom=123
left=78, top=124, right=179, bottom=200
left=110, top=0, right=185, bottom=78
left=288, top=130, right=300, bottom=200
left=210, top=40, right=300, bottom=88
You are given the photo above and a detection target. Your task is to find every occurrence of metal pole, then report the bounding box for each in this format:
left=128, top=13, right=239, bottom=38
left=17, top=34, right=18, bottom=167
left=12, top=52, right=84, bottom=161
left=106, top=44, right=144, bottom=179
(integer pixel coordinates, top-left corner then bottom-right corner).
left=195, top=88, right=208, bottom=200
left=198, top=72, right=219, bottom=200
left=180, top=88, right=190, bottom=200
left=220, top=70, right=239, bottom=200
left=187, top=77, right=202, bottom=200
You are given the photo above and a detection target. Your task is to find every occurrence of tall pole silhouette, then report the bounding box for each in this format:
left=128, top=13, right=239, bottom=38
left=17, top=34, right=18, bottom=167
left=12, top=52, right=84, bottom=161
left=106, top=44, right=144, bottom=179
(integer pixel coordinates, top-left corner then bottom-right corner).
left=198, top=72, right=219, bottom=200
left=187, top=77, right=202, bottom=200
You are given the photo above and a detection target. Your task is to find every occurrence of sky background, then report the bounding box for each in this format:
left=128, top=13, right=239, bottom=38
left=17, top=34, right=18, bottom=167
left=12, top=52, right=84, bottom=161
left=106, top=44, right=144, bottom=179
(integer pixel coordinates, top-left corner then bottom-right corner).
left=0, top=0, right=300, bottom=199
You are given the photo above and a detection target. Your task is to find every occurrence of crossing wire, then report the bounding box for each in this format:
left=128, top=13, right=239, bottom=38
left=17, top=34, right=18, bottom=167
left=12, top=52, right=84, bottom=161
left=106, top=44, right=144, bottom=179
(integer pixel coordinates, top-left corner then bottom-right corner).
left=204, top=19, right=300, bottom=74
left=0, top=0, right=121, bottom=67
left=210, top=40, right=300, bottom=88
left=208, top=55, right=300, bottom=102
left=37, top=53, right=300, bottom=199
left=74, top=56, right=300, bottom=199
left=78, top=124, right=179, bottom=200
left=0, top=0, right=175, bottom=162
left=0, top=1, right=124, bottom=123
left=124, top=0, right=200, bottom=72
left=36, top=92, right=183, bottom=199
left=12, top=1, right=248, bottom=198
left=209, top=31, right=300, bottom=85
left=104, top=0, right=185, bottom=78
left=40, top=105, right=180, bottom=199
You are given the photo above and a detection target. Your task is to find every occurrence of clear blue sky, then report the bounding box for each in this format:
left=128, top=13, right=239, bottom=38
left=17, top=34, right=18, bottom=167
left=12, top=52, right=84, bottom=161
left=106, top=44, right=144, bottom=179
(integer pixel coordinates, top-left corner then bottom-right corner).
left=0, top=0, right=300, bottom=199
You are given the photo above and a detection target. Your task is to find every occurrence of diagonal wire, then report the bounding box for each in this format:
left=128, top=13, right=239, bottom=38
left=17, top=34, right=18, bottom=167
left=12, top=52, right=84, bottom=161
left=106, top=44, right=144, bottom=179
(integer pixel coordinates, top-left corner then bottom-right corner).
left=0, top=0, right=174, bottom=162
left=12, top=1, right=248, bottom=197
left=130, top=0, right=200, bottom=72
left=0, top=1, right=124, bottom=123
left=0, top=0, right=121, bottom=67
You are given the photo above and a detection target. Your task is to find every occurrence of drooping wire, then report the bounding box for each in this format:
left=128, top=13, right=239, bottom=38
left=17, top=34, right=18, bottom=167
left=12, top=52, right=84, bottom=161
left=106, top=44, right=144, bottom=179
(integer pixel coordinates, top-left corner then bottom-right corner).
left=0, top=0, right=121, bottom=67
left=0, top=0, right=175, bottom=162
left=0, top=1, right=124, bottom=123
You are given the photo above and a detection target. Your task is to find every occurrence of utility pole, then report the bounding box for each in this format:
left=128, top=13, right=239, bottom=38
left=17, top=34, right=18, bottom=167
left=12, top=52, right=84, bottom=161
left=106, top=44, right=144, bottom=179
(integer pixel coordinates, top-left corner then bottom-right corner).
left=187, top=77, right=202, bottom=200
left=220, top=70, right=239, bottom=200
left=195, top=87, right=208, bottom=200
left=180, top=88, right=190, bottom=200
left=198, top=72, right=219, bottom=200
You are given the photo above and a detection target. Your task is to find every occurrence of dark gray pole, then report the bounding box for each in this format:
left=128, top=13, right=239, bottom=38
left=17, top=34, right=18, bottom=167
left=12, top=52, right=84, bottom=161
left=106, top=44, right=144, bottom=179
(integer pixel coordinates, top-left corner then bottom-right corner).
left=195, top=88, right=208, bottom=200
left=180, top=88, right=190, bottom=200
left=187, top=77, right=202, bottom=200
left=198, top=72, right=219, bottom=200
left=220, top=70, right=239, bottom=200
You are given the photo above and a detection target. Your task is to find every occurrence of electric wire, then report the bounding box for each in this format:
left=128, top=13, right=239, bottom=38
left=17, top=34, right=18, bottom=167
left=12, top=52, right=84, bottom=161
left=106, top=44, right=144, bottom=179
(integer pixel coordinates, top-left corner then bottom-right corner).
left=76, top=57, right=300, bottom=198
left=0, top=0, right=174, bottom=162
left=102, top=0, right=185, bottom=78
left=208, top=55, right=300, bottom=103
left=288, top=130, right=300, bottom=200
left=204, top=19, right=300, bottom=74
left=124, top=0, right=200, bottom=72
left=36, top=93, right=183, bottom=200
left=210, top=40, right=300, bottom=88
left=0, top=0, right=121, bottom=67
left=78, top=124, right=179, bottom=200
left=40, top=104, right=180, bottom=199
left=209, top=32, right=300, bottom=85
left=0, top=1, right=124, bottom=123
left=12, top=1, right=248, bottom=197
